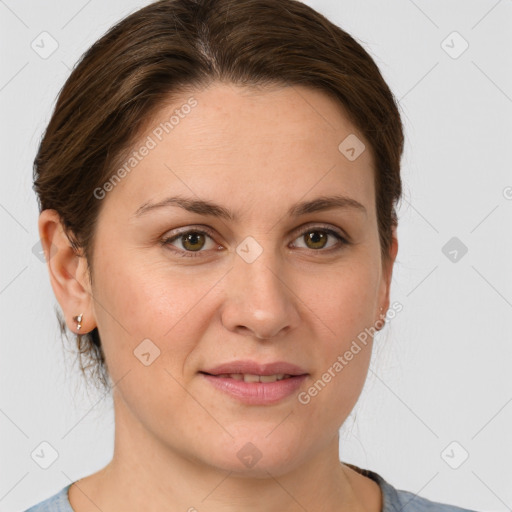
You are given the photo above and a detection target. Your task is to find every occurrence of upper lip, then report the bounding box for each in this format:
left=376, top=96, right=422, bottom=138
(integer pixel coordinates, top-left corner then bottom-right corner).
left=201, top=360, right=308, bottom=376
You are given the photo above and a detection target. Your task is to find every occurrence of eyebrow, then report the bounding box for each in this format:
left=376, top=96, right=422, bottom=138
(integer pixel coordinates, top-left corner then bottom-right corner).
left=134, top=194, right=367, bottom=221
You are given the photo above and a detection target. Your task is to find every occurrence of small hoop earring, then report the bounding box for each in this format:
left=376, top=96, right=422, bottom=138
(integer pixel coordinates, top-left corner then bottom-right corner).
left=73, top=313, right=83, bottom=332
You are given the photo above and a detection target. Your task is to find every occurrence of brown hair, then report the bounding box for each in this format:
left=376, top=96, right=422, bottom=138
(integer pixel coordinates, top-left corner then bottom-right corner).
left=33, top=0, right=404, bottom=391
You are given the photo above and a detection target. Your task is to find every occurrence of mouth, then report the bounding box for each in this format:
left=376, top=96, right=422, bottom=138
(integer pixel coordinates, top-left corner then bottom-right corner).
left=199, top=361, right=309, bottom=405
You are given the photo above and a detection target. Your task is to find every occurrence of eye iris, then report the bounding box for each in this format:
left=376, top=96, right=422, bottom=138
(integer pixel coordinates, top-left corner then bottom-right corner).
left=305, top=231, right=327, bottom=249
left=182, top=232, right=205, bottom=251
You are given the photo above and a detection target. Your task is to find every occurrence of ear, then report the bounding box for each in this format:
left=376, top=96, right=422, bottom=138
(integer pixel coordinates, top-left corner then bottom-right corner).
left=37, top=209, right=96, bottom=334
left=376, top=225, right=398, bottom=326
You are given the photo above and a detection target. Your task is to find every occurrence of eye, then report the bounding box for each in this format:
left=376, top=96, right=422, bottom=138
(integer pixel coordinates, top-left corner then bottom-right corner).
left=290, top=225, right=349, bottom=251
left=161, top=228, right=219, bottom=258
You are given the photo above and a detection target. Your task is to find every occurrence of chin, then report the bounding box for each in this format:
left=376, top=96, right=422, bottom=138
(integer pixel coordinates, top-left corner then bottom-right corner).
left=196, top=431, right=306, bottom=478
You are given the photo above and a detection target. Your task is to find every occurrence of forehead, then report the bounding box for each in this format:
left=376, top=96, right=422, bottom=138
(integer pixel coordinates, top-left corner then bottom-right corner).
left=101, top=82, right=376, bottom=221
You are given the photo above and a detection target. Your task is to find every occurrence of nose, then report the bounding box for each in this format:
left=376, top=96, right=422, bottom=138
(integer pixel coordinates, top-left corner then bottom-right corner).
left=219, top=251, right=300, bottom=340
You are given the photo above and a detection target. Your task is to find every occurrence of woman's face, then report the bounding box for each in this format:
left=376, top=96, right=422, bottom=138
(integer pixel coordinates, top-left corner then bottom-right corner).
left=67, top=82, right=396, bottom=475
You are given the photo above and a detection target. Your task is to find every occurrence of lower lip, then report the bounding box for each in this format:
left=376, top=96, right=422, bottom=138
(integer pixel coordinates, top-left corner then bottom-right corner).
left=201, top=373, right=308, bottom=405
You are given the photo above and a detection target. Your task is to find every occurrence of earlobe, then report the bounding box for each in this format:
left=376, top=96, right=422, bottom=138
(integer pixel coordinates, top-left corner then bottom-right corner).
left=38, top=209, right=96, bottom=334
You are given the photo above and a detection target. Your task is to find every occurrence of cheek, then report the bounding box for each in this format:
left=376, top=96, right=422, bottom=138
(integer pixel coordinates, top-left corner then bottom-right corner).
left=90, top=251, right=226, bottom=379
left=294, top=258, right=379, bottom=412
left=297, top=255, right=380, bottom=340
left=90, top=256, right=212, bottom=432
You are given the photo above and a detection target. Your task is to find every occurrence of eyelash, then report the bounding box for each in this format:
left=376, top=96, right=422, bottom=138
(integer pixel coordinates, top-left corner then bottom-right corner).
left=160, top=224, right=350, bottom=258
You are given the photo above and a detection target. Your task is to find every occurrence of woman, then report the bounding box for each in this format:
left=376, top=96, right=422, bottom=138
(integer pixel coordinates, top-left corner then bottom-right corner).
left=25, top=0, right=479, bottom=510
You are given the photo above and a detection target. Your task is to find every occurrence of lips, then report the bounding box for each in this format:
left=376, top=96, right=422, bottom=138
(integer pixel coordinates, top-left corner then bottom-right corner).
left=200, top=360, right=309, bottom=405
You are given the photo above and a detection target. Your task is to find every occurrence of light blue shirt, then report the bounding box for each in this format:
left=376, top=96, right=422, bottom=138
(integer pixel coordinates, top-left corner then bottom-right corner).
left=23, top=465, right=479, bottom=512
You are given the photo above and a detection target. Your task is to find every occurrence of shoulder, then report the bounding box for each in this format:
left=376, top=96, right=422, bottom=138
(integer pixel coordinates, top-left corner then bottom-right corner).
left=387, top=485, right=479, bottom=512
left=344, top=463, right=480, bottom=512
left=22, top=484, right=73, bottom=512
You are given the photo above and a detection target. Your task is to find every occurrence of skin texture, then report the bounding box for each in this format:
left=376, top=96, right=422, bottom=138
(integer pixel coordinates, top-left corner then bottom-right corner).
left=39, top=82, right=398, bottom=512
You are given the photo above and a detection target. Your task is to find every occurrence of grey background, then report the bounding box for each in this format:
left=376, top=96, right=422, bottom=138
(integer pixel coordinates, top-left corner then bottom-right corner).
left=1, top=1, right=511, bottom=511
